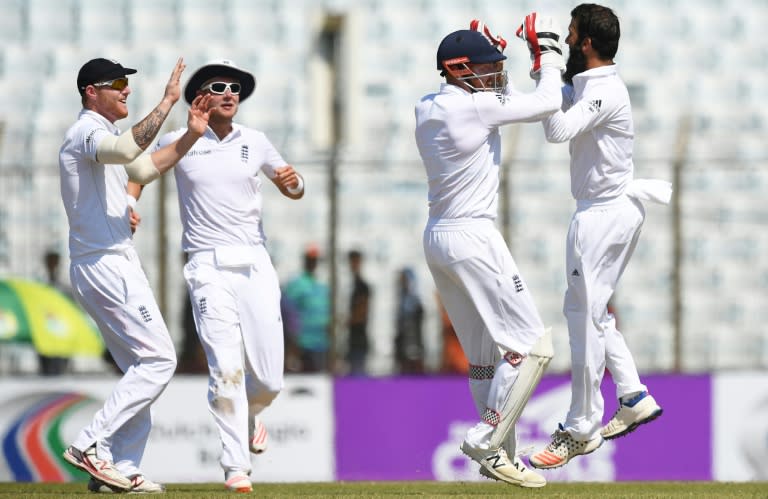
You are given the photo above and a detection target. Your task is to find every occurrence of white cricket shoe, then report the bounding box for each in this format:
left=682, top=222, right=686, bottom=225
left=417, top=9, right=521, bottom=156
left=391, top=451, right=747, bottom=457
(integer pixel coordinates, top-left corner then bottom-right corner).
left=88, top=475, right=165, bottom=494
left=601, top=392, right=663, bottom=440
left=461, top=441, right=546, bottom=488
left=249, top=418, right=268, bottom=454
left=225, top=471, right=253, bottom=493
left=478, top=453, right=546, bottom=488
left=63, top=445, right=131, bottom=491
left=529, top=424, right=603, bottom=469
left=128, top=475, right=166, bottom=494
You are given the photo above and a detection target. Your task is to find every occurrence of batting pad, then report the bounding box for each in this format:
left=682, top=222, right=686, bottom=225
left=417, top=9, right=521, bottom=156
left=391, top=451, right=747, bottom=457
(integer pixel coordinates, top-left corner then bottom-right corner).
left=490, top=328, right=554, bottom=449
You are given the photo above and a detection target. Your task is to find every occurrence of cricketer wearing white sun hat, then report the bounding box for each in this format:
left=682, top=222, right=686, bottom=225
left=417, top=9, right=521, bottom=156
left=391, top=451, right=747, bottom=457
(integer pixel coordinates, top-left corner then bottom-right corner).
left=163, top=56, right=304, bottom=493
left=183, top=58, right=256, bottom=105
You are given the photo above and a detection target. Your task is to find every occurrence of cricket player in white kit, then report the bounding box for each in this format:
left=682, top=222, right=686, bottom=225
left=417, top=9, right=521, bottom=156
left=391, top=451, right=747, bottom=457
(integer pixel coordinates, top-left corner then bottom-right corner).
left=59, top=57, right=211, bottom=493
left=529, top=4, right=668, bottom=470
left=415, top=15, right=565, bottom=488
left=155, top=59, right=304, bottom=493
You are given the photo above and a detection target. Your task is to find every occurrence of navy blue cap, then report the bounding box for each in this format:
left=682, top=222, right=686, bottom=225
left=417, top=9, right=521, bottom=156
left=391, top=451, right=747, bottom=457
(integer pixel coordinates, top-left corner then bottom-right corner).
left=436, top=29, right=507, bottom=71
left=77, top=58, right=136, bottom=95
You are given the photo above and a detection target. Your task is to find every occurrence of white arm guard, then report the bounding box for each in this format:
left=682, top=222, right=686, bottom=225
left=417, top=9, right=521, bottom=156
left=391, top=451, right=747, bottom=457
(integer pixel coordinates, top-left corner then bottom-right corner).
left=124, top=154, right=161, bottom=184
left=96, top=130, right=144, bottom=164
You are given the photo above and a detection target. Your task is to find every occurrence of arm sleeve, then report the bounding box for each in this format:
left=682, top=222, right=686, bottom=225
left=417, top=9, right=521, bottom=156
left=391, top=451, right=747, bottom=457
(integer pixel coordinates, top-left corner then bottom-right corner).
left=542, top=88, right=611, bottom=143
left=123, top=154, right=161, bottom=184
left=95, top=129, right=144, bottom=164
left=475, top=67, right=562, bottom=127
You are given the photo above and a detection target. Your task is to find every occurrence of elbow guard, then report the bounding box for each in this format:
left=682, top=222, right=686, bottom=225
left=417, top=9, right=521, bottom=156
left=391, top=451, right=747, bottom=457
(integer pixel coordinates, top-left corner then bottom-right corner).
left=96, top=130, right=143, bottom=164
left=124, top=154, right=160, bottom=184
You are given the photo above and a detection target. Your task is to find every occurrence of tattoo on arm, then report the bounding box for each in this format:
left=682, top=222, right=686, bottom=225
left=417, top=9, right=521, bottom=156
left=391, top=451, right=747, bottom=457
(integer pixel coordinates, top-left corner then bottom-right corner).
left=131, top=108, right=168, bottom=149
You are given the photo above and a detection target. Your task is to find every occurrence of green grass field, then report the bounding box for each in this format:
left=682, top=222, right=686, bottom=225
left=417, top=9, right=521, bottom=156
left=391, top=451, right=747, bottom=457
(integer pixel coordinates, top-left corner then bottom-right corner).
left=0, top=481, right=766, bottom=498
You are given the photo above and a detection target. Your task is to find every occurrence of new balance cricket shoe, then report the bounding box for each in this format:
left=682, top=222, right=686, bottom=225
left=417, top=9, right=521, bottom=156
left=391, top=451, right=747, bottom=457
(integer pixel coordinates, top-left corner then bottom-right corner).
left=88, top=475, right=166, bottom=494
left=461, top=441, right=546, bottom=488
left=478, top=453, right=546, bottom=488
left=128, top=475, right=166, bottom=494
left=63, top=445, right=131, bottom=490
left=528, top=424, right=603, bottom=469
left=249, top=418, right=268, bottom=454
left=225, top=472, right=253, bottom=493
left=601, top=391, right=663, bottom=440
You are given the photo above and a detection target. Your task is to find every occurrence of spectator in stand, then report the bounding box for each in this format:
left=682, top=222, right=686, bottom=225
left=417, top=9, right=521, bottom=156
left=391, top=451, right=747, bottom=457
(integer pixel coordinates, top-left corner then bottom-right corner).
left=346, top=249, right=371, bottom=376
left=394, top=267, right=425, bottom=374
left=283, top=244, right=331, bottom=372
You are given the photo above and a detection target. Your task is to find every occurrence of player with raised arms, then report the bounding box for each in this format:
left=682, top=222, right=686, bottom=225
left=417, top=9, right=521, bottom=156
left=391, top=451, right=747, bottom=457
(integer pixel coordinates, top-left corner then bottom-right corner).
left=414, top=13, right=565, bottom=488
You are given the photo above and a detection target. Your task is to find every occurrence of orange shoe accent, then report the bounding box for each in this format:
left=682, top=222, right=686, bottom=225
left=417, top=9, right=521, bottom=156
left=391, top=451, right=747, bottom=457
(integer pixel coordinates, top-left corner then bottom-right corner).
left=535, top=451, right=562, bottom=465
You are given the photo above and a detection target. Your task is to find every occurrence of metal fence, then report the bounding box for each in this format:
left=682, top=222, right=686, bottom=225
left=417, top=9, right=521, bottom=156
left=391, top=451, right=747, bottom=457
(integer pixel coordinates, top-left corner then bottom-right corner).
left=2, top=141, right=767, bottom=374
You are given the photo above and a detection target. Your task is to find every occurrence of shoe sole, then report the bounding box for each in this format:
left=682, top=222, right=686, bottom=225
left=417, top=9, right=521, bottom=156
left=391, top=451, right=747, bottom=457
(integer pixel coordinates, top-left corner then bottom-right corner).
left=529, top=437, right=604, bottom=470
left=250, top=422, right=268, bottom=454
left=249, top=441, right=267, bottom=454
left=478, top=463, right=546, bottom=488
left=62, top=450, right=131, bottom=491
left=602, top=407, right=663, bottom=440
left=226, top=485, right=253, bottom=493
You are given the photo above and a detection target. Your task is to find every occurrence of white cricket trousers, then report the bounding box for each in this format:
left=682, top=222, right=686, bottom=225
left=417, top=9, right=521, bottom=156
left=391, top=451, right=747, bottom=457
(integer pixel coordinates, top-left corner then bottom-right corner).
left=183, top=245, right=284, bottom=475
left=563, top=195, right=648, bottom=440
left=69, top=248, right=177, bottom=477
left=424, top=218, right=545, bottom=451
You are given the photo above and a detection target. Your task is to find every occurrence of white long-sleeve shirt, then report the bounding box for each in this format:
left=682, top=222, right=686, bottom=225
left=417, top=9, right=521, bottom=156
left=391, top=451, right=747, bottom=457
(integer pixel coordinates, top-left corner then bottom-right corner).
left=542, top=64, right=634, bottom=200
left=414, top=67, right=562, bottom=221
left=59, top=110, right=134, bottom=260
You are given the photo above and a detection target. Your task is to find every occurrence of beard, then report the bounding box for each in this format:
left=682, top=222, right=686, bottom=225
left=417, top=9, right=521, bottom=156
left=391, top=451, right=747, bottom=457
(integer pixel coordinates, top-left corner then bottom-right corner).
left=563, top=42, right=587, bottom=85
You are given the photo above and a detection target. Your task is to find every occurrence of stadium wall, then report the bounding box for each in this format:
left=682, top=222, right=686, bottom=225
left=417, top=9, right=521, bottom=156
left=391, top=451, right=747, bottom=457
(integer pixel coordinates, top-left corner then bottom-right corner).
left=0, top=373, right=765, bottom=483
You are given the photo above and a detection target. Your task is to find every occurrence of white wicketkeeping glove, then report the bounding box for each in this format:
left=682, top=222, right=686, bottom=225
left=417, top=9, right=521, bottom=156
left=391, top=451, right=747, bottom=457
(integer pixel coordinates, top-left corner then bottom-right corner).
left=516, top=12, right=565, bottom=78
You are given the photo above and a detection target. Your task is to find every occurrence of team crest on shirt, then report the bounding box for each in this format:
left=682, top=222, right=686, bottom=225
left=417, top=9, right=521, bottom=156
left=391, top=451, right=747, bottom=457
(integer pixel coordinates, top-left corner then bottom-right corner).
left=138, top=305, right=152, bottom=323
left=512, top=274, right=524, bottom=293
left=240, top=145, right=249, bottom=163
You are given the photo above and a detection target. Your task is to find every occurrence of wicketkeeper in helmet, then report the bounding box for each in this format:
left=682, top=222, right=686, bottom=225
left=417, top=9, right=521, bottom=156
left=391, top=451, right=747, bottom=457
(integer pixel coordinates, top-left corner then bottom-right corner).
left=414, top=13, right=566, bottom=488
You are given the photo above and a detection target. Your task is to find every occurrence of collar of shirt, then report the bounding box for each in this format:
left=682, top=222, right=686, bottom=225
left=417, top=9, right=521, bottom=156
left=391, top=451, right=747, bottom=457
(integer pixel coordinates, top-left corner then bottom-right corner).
left=79, top=108, right=120, bottom=134
left=204, top=122, right=244, bottom=143
left=572, top=64, right=618, bottom=93
left=439, top=82, right=472, bottom=96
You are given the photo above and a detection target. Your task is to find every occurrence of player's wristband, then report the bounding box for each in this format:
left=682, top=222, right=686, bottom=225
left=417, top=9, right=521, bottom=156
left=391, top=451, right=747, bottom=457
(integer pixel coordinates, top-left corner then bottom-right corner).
left=126, top=195, right=137, bottom=210
left=287, top=175, right=304, bottom=195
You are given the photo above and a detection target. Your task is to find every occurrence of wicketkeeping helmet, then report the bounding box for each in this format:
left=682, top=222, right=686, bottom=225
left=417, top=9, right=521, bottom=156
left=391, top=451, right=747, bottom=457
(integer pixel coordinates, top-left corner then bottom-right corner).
left=436, top=29, right=507, bottom=70
left=436, top=29, right=508, bottom=92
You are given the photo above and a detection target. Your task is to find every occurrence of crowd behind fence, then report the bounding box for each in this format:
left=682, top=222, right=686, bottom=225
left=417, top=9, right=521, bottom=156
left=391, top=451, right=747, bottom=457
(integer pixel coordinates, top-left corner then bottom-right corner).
left=1, top=0, right=767, bottom=374
left=1, top=149, right=766, bottom=375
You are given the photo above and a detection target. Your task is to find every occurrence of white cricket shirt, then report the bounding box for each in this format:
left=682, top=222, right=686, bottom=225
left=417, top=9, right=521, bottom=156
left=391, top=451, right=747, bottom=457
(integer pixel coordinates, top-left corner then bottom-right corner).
left=414, top=67, right=562, bottom=220
left=541, top=64, right=634, bottom=200
left=59, top=110, right=134, bottom=259
left=157, top=124, right=286, bottom=252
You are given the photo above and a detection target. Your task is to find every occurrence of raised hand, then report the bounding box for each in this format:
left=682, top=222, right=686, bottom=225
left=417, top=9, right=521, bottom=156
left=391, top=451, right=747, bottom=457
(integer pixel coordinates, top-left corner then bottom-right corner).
left=187, top=94, right=212, bottom=136
left=516, top=13, right=565, bottom=77
left=163, top=57, right=186, bottom=104
left=469, top=19, right=507, bottom=53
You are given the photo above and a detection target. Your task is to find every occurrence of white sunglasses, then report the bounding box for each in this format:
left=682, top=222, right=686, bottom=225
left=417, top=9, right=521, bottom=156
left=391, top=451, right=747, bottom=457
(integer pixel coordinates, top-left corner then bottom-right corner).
left=200, top=81, right=241, bottom=95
